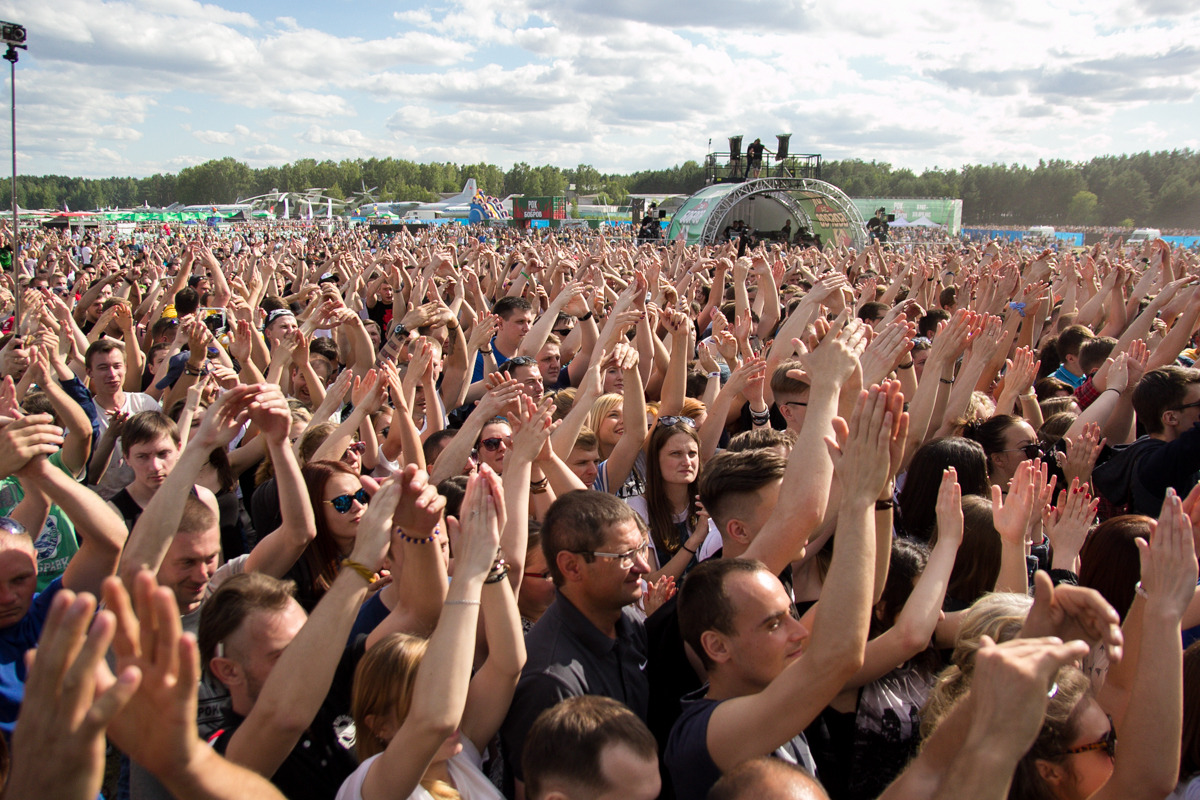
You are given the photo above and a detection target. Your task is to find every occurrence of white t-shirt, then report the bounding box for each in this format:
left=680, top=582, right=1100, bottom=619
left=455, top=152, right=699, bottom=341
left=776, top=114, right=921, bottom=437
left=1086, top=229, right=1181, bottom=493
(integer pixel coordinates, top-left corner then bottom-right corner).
left=335, top=734, right=501, bottom=800
left=95, top=392, right=164, bottom=499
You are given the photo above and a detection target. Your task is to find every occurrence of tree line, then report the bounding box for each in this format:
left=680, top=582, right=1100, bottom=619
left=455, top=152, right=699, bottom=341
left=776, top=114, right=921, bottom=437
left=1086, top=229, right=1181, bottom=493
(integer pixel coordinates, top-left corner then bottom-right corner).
left=4, top=149, right=1199, bottom=228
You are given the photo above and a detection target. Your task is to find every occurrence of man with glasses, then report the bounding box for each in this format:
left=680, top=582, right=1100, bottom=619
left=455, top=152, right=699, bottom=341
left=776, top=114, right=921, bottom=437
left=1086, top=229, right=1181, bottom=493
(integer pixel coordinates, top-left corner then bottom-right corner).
left=501, top=490, right=652, bottom=793
left=1096, top=366, right=1200, bottom=515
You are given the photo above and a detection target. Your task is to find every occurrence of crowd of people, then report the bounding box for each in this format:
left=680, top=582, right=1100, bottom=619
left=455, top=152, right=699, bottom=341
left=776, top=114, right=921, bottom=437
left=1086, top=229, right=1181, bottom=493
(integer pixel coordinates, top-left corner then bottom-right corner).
left=0, top=218, right=1198, bottom=800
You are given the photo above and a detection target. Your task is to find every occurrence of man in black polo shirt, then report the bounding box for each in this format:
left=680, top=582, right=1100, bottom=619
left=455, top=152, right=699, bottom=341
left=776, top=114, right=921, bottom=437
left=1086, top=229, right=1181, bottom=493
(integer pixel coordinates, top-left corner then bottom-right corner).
left=500, top=490, right=651, bottom=791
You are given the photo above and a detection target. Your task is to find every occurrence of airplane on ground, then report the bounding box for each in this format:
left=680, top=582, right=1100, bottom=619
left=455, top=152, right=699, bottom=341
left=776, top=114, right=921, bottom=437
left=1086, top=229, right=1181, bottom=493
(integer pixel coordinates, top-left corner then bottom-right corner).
left=357, top=179, right=500, bottom=220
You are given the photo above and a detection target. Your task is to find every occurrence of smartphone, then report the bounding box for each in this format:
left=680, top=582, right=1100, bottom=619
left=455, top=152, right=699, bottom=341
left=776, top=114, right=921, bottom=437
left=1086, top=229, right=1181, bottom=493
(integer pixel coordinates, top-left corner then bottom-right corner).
left=201, top=308, right=228, bottom=335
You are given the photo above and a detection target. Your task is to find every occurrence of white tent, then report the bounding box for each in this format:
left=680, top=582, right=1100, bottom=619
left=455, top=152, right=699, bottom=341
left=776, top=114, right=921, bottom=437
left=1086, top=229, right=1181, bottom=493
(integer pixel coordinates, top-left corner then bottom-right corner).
left=910, top=215, right=942, bottom=227
left=888, top=216, right=911, bottom=227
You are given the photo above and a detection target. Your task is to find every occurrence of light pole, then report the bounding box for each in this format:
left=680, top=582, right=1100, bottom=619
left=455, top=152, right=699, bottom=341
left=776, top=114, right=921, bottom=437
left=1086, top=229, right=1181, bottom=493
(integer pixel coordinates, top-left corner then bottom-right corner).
left=1, top=21, right=25, bottom=326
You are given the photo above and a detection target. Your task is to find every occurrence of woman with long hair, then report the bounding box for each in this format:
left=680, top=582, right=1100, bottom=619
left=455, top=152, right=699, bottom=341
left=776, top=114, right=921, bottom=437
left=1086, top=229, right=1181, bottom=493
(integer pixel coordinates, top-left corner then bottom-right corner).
left=624, top=417, right=718, bottom=582
left=286, top=460, right=371, bottom=611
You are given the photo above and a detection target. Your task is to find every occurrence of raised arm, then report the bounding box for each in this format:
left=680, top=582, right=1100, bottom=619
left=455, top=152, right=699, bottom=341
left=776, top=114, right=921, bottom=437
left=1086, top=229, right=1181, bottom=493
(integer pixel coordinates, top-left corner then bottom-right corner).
left=706, top=384, right=892, bottom=771
left=18, top=455, right=128, bottom=597
left=1094, top=490, right=1196, bottom=800
left=597, top=343, right=646, bottom=493
left=241, top=388, right=317, bottom=578
left=360, top=469, right=501, bottom=800
left=224, top=477, right=403, bottom=778
left=744, top=319, right=867, bottom=574
left=119, top=385, right=257, bottom=589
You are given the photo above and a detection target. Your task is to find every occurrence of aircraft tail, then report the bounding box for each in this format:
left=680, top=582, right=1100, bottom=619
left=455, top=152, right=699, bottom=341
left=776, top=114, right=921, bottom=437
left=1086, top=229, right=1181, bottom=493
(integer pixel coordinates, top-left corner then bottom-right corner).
left=447, top=178, right=477, bottom=204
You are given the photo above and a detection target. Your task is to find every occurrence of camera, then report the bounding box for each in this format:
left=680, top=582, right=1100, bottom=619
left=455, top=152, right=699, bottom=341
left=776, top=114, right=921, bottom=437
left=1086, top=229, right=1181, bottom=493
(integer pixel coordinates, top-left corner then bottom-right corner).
left=0, top=22, right=25, bottom=49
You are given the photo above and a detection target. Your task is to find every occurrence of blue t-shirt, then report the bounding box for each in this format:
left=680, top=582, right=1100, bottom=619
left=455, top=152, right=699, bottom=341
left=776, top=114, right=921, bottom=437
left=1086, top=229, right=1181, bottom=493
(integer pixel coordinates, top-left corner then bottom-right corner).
left=0, top=577, right=65, bottom=734
left=1052, top=364, right=1086, bottom=389
left=666, top=685, right=817, bottom=799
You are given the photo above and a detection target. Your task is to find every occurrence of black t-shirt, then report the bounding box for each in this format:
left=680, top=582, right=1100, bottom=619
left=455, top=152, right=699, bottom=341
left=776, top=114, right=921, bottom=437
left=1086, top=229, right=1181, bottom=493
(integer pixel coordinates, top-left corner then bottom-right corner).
left=209, top=636, right=366, bottom=800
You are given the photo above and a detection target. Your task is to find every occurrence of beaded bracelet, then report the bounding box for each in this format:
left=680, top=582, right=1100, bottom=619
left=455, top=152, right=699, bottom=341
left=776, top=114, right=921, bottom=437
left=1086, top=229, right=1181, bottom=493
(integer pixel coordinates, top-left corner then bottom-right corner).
left=396, top=526, right=438, bottom=544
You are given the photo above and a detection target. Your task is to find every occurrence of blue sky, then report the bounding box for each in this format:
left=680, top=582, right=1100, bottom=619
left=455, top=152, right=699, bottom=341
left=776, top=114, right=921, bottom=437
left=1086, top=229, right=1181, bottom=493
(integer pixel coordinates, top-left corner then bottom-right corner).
left=3, top=0, right=1199, bottom=179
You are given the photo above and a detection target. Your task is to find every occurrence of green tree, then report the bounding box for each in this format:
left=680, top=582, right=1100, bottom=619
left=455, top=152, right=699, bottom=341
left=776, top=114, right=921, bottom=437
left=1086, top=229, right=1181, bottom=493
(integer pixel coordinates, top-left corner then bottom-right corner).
left=1065, top=191, right=1099, bottom=225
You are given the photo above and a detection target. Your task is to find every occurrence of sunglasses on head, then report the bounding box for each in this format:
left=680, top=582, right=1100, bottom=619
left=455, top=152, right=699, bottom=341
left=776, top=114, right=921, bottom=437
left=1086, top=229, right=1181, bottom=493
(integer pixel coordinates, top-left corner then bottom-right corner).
left=325, top=488, right=370, bottom=514
left=479, top=437, right=511, bottom=452
left=657, top=415, right=698, bottom=429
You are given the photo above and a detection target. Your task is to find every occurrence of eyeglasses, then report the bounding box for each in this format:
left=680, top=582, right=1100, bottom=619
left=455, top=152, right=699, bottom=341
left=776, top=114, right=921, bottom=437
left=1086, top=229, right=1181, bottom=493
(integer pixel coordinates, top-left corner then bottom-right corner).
left=657, top=416, right=698, bottom=429
left=1055, top=716, right=1116, bottom=759
left=479, top=437, right=512, bottom=452
left=781, top=401, right=808, bottom=408
left=573, top=540, right=651, bottom=568
left=525, top=571, right=554, bottom=581
left=1000, top=443, right=1043, bottom=460
left=1172, top=400, right=1200, bottom=412
left=325, top=488, right=370, bottom=513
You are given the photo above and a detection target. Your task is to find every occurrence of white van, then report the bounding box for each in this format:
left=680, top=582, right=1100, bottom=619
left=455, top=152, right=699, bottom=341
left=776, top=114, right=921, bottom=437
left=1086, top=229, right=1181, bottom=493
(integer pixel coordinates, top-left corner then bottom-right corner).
left=1127, top=228, right=1161, bottom=243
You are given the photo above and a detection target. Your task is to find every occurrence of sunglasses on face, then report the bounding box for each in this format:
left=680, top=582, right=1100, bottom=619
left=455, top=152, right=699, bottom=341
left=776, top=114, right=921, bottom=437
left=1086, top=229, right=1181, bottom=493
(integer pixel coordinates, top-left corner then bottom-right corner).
left=325, top=488, right=370, bottom=513
left=552, top=328, right=573, bottom=337
left=479, top=437, right=511, bottom=452
left=1001, top=443, right=1044, bottom=460
left=344, top=441, right=366, bottom=456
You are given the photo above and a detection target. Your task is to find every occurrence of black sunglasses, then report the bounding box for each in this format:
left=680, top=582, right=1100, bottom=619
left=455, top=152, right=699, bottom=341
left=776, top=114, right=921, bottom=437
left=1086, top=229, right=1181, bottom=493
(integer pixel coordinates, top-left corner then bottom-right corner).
left=1000, top=443, right=1043, bottom=460
left=324, top=488, right=370, bottom=514
left=479, top=437, right=511, bottom=452
left=552, top=328, right=573, bottom=337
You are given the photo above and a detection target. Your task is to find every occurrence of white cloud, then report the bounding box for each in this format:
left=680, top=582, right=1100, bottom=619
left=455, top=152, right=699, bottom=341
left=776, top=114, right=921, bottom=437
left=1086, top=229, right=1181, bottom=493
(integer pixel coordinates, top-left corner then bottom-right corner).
left=6, top=0, right=1200, bottom=179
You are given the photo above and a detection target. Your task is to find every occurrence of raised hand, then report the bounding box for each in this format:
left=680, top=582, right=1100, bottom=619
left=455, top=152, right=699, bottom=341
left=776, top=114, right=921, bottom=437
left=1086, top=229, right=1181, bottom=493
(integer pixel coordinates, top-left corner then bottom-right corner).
left=6, top=590, right=140, bottom=800
left=1019, top=571, right=1123, bottom=659
left=1043, top=479, right=1099, bottom=572
left=829, top=385, right=894, bottom=503
left=0, top=413, right=64, bottom=478
left=935, top=467, right=964, bottom=550
left=644, top=575, right=677, bottom=618
left=993, top=459, right=1037, bottom=546
left=1137, top=489, right=1200, bottom=621
left=188, top=383, right=257, bottom=452
left=1059, top=422, right=1105, bottom=487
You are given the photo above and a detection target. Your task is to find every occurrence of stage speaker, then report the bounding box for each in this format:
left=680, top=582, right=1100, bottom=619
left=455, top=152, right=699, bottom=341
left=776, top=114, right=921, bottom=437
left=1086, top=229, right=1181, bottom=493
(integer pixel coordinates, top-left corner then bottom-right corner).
left=728, top=135, right=743, bottom=161
left=776, top=134, right=791, bottom=161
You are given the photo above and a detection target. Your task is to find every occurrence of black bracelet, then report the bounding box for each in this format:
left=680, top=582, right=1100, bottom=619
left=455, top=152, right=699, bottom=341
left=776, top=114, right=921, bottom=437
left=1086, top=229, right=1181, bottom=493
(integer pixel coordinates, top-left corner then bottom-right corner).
left=939, top=377, right=954, bottom=385
left=897, top=361, right=914, bottom=369
left=1102, top=387, right=1122, bottom=396
left=579, top=311, right=594, bottom=321
left=681, top=544, right=697, bottom=555
left=875, top=499, right=895, bottom=510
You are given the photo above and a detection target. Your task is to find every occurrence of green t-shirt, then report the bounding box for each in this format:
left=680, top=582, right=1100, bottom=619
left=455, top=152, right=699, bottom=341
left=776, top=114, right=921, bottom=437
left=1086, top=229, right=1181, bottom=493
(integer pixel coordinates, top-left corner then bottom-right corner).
left=0, top=451, right=82, bottom=591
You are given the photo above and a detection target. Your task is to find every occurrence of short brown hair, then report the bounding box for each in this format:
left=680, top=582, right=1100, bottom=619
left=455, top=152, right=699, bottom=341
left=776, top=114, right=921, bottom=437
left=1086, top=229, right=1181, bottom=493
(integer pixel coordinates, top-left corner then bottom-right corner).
left=1132, top=366, right=1200, bottom=435
left=177, top=493, right=217, bottom=537
left=522, top=695, right=658, bottom=800
left=120, top=411, right=180, bottom=454
left=770, top=360, right=809, bottom=397
left=541, top=490, right=640, bottom=586
left=84, top=339, right=123, bottom=369
left=678, top=558, right=771, bottom=670
left=698, top=449, right=786, bottom=532
left=198, top=572, right=296, bottom=674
